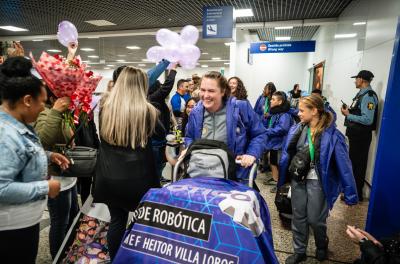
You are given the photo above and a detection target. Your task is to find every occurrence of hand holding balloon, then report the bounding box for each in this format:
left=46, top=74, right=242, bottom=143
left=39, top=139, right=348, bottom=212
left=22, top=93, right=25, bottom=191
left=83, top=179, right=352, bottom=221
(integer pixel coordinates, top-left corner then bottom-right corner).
left=67, top=42, right=79, bottom=61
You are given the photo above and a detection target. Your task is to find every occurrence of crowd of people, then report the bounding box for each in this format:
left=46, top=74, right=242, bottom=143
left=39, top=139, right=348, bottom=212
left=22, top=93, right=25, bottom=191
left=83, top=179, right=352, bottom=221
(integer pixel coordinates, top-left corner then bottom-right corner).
left=1, top=42, right=397, bottom=264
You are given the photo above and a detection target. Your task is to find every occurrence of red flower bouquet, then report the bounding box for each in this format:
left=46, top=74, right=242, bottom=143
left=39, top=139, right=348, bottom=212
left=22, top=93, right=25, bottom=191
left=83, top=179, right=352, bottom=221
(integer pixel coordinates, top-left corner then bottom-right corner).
left=30, top=52, right=102, bottom=127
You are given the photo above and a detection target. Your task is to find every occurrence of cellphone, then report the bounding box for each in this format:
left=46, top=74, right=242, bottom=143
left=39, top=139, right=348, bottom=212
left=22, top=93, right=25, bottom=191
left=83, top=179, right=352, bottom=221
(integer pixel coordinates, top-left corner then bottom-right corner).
left=341, top=100, right=347, bottom=109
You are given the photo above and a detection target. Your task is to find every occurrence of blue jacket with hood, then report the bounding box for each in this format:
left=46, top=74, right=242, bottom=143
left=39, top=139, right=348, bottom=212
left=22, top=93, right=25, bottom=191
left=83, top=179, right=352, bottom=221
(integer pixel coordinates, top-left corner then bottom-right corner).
left=185, top=97, right=267, bottom=180
left=254, top=95, right=270, bottom=128
left=265, top=101, right=294, bottom=151
left=278, top=123, right=358, bottom=209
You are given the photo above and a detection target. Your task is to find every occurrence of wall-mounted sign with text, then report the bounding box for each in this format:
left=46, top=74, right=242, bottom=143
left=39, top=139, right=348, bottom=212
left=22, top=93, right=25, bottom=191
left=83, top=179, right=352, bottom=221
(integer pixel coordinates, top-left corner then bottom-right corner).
left=202, top=6, right=233, bottom=39
left=250, top=41, right=316, bottom=54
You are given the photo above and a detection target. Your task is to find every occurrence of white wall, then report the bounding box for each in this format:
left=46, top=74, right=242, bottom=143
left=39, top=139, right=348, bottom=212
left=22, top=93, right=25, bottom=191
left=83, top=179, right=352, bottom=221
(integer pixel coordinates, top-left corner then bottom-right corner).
left=306, top=0, right=400, bottom=196
left=232, top=32, right=309, bottom=106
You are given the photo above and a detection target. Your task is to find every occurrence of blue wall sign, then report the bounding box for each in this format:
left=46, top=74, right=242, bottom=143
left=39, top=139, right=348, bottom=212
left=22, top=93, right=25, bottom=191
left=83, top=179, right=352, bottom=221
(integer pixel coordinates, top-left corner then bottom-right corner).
left=250, top=41, right=316, bottom=54
left=202, top=6, right=233, bottom=39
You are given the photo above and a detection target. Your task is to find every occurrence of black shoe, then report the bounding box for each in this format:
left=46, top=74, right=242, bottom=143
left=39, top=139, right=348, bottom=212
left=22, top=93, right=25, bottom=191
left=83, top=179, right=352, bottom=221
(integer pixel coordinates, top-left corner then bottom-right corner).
left=316, top=237, right=329, bottom=261
left=316, top=248, right=328, bottom=261
left=285, top=253, right=307, bottom=264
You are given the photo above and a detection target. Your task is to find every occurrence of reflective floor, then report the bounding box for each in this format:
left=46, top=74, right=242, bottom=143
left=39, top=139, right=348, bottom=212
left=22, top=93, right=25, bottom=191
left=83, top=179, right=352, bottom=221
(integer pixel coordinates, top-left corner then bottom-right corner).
left=36, top=171, right=368, bottom=263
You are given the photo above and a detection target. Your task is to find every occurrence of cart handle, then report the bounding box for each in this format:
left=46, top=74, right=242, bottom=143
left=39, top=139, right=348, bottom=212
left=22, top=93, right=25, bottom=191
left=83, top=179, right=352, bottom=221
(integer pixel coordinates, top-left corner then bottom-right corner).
left=173, top=158, right=258, bottom=188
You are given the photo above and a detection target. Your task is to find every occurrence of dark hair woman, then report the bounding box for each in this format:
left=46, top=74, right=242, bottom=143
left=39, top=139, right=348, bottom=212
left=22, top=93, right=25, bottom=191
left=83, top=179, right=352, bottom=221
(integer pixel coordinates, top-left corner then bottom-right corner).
left=228, top=76, right=248, bottom=100
left=181, top=97, right=198, bottom=136
left=0, top=57, right=69, bottom=263
left=254, top=82, right=277, bottom=127
left=254, top=82, right=278, bottom=173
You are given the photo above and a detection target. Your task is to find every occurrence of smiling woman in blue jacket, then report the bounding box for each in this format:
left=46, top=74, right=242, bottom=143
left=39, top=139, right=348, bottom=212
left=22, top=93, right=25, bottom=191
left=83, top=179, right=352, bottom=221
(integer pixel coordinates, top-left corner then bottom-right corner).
left=185, top=71, right=267, bottom=183
left=278, top=95, right=358, bottom=264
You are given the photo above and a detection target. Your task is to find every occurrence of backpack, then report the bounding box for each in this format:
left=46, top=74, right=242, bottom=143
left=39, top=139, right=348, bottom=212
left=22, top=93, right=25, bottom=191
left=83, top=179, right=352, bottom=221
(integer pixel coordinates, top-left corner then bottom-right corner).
left=275, top=183, right=293, bottom=218
left=180, top=139, right=237, bottom=181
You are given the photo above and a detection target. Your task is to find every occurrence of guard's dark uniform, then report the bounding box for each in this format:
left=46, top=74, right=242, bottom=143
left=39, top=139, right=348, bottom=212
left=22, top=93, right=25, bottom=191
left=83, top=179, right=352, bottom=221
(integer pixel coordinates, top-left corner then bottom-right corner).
left=345, top=86, right=378, bottom=201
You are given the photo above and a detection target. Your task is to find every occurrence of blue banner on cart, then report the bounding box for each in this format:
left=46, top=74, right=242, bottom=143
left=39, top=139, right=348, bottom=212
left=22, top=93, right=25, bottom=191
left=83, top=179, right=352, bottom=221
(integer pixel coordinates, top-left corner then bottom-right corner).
left=113, top=177, right=279, bottom=264
left=250, top=41, right=316, bottom=54
left=202, top=6, right=234, bottom=39
left=121, top=230, right=238, bottom=264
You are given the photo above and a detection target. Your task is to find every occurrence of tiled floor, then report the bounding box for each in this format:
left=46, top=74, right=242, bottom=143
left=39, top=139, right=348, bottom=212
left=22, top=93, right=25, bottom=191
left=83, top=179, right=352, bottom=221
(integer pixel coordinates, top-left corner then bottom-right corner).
left=36, top=171, right=368, bottom=263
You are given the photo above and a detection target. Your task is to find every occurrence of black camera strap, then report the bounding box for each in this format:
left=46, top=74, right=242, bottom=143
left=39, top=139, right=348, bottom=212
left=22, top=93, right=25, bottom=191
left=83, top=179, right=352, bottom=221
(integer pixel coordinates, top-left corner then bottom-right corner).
left=307, top=127, right=315, bottom=168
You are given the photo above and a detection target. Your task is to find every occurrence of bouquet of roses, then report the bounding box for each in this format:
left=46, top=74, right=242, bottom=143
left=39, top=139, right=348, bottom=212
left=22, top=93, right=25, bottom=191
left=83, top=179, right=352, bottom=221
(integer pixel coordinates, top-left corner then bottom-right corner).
left=30, top=51, right=102, bottom=128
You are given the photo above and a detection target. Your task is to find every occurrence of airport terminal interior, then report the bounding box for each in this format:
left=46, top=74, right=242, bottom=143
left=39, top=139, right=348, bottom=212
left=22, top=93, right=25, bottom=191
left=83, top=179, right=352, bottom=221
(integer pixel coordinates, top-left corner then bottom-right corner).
left=0, top=0, right=399, bottom=263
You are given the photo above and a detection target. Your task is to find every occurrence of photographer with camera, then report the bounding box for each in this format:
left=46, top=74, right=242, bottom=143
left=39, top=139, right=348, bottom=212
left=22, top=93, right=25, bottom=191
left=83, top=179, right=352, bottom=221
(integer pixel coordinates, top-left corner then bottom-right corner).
left=278, top=95, right=358, bottom=264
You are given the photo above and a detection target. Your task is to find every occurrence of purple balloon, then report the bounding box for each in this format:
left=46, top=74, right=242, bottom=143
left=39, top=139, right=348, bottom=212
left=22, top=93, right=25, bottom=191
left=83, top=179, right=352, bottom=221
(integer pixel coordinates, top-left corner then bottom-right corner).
left=57, top=21, right=78, bottom=47
left=180, top=25, right=199, bottom=45
left=146, top=46, right=165, bottom=62
left=180, top=61, right=197, bottom=70
left=180, top=44, right=201, bottom=62
left=164, top=46, right=181, bottom=62
left=156, top=29, right=181, bottom=47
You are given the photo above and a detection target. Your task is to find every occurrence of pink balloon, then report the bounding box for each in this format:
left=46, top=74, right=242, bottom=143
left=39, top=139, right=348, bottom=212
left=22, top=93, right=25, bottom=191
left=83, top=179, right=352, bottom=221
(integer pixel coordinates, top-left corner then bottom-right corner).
left=57, top=21, right=78, bottom=47
left=180, top=25, right=199, bottom=45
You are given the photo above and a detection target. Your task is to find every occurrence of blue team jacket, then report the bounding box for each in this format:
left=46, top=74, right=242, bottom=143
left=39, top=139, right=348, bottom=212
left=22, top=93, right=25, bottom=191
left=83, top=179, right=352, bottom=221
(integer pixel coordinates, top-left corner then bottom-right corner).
left=185, top=97, right=267, bottom=179
left=265, top=111, right=293, bottom=151
left=254, top=95, right=269, bottom=128
left=278, top=123, right=358, bottom=209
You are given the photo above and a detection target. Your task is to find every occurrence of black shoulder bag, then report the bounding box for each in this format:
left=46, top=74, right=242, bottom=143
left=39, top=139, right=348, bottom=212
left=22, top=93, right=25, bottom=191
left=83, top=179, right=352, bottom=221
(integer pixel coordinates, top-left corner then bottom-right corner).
left=61, top=107, right=98, bottom=178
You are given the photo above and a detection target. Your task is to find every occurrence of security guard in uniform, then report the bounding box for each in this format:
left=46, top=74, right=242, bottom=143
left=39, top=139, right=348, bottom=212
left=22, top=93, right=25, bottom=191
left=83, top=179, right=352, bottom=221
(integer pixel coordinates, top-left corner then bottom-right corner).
left=341, top=70, right=378, bottom=201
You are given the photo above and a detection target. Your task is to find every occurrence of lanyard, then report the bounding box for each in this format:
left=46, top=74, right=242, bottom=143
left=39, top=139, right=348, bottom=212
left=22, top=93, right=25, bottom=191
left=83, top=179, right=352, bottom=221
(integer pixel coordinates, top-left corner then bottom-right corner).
left=268, top=117, right=273, bottom=128
left=264, top=97, right=269, bottom=114
left=307, top=127, right=315, bottom=162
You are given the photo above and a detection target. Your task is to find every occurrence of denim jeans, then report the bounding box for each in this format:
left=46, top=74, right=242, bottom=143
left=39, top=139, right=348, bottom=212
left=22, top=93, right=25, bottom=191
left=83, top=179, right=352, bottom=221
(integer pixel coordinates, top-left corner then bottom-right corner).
left=48, top=185, right=79, bottom=259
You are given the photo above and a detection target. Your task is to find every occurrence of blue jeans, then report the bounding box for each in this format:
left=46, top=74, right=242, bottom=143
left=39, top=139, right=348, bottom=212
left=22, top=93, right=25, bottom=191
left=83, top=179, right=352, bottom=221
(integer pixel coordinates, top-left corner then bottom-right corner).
left=48, top=185, right=79, bottom=259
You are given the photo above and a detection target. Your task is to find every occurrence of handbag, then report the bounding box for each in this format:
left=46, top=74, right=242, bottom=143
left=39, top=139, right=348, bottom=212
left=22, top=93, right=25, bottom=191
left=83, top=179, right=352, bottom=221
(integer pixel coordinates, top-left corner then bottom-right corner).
left=61, top=106, right=98, bottom=178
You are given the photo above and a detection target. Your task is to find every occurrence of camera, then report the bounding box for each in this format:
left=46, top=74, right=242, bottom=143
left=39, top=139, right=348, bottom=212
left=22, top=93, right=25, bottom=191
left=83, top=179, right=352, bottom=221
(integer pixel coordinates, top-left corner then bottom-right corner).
left=289, top=145, right=311, bottom=182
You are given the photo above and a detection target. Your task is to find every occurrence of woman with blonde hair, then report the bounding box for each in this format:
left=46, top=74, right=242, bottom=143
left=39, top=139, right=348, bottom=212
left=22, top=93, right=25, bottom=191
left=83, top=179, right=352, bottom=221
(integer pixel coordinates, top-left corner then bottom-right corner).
left=278, top=95, right=358, bottom=263
left=93, top=66, right=164, bottom=260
